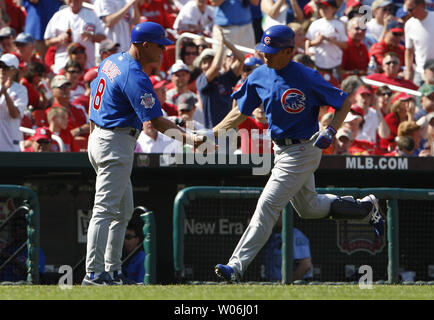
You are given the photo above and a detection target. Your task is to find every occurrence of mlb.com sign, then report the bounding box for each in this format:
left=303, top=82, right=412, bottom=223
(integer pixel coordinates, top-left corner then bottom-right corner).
left=346, top=157, right=408, bottom=170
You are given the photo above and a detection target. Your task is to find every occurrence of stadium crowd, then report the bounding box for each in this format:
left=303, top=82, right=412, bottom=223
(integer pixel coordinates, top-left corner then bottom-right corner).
left=0, top=0, right=433, bottom=157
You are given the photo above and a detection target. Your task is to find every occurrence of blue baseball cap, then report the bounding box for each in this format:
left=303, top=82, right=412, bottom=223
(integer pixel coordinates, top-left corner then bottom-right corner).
left=386, top=20, right=404, bottom=33
left=256, top=25, right=295, bottom=54
left=244, top=56, right=263, bottom=67
left=14, top=32, right=34, bottom=44
left=131, top=22, right=173, bottom=45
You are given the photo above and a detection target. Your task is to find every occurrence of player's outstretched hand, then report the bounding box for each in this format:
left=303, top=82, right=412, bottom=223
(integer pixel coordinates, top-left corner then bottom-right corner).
left=312, top=126, right=337, bottom=149
left=193, top=129, right=216, bottom=149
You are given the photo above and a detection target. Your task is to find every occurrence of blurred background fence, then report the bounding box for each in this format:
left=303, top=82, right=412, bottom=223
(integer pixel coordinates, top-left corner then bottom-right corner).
left=173, top=186, right=434, bottom=284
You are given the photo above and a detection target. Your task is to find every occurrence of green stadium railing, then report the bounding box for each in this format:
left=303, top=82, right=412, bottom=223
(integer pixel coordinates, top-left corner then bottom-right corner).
left=0, top=185, right=40, bottom=284
left=173, top=186, right=434, bottom=285
left=141, top=210, right=156, bottom=285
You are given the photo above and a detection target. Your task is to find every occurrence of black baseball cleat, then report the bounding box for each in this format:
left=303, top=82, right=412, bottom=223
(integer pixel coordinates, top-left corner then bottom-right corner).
left=82, top=271, right=115, bottom=286
left=215, top=264, right=241, bottom=283
left=112, top=271, right=137, bottom=285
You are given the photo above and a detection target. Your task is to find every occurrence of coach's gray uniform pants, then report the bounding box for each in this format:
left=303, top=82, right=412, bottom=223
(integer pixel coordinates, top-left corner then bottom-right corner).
left=86, top=125, right=139, bottom=274
left=228, top=140, right=338, bottom=277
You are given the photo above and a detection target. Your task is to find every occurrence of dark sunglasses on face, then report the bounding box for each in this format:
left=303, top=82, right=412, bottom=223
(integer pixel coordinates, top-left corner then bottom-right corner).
left=385, top=61, right=399, bottom=65
left=125, top=234, right=137, bottom=240
left=72, top=50, right=85, bottom=54
left=37, top=139, right=51, bottom=144
left=355, top=27, right=367, bottom=32
left=392, top=32, right=403, bottom=37
left=382, top=92, right=393, bottom=97
left=67, top=69, right=81, bottom=74
left=427, top=94, right=434, bottom=101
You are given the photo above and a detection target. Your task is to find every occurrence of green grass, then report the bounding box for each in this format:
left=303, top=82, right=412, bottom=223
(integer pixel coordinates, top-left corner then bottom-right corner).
left=0, top=284, right=433, bottom=300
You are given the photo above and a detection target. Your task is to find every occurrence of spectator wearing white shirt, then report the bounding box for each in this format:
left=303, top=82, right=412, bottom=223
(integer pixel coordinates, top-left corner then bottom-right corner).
left=173, top=0, right=215, bottom=36
left=305, top=0, right=347, bottom=79
left=167, top=60, right=205, bottom=127
left=0, top=54, right=29, bottom=152
left=404, top=0, right=434, bottom=86
left=365, top=0, right=394, bottom=47
left=93, top=0, right=140, bottom=54
left=353, top=85, right=390, bottom=143
left=44, top=0, right=106, bottom=74
left=135, top=120, right=182, bottom=154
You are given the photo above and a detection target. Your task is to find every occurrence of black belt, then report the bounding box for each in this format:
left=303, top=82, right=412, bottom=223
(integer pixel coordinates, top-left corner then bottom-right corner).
left=272, top=138, right=302, bottom=146
left=95, top=124, right=139, bottom=137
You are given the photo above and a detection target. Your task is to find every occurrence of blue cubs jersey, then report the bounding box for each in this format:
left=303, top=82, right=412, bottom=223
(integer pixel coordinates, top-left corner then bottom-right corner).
left=89, top=52, right=163, bottom=130
left=123, top=250, right=145, bottom=283
left=232, top=61, right=348, bottom=139
left=263, top=228, right=312, bottom=281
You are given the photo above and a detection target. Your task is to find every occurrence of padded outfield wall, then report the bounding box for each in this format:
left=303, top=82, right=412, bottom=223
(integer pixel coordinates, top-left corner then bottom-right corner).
left=0, top=152, right=433, bottom=284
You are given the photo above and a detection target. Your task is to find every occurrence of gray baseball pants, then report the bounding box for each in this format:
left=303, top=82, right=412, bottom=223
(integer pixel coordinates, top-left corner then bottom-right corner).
left=228, top=140, right=338, bottom=277
left=86, top=125, right=139, bottom=274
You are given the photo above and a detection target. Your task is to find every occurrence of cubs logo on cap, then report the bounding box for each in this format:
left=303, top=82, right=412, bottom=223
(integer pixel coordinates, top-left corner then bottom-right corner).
left=256, top=25, right=295, bottom=54
left=264, top=36, right=271, bottom=45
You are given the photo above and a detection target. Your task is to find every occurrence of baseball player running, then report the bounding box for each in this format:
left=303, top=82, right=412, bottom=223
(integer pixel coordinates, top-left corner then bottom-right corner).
left=83, top=22, right=205, bottom=285
left=214, top=25, right=384, bottom=282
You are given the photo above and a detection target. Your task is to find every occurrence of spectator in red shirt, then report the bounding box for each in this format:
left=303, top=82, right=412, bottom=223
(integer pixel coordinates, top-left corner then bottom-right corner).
left=20, top=61, right=51, bottom=111
left=238, top=106, right=272, bottom=154
left=4, top=0, right=26, bottom=34
left=369, top=20, right=405, bottom=71
left=341, top=17, right=369, bottom=79
left=23, top=127, right=53, bottom=152
left=380, top=93, right=417, bottom=152
left=139, top=0, right=174, bottom=29
left=366, top=52, right=419, bottom=90
left=334, top=127, right=353, bottom=155
left=72, top=66, right=98, bottom=113
left=46, top=106, right=79, bottom=152
left=149, top=75, right=178, bottom=117
left=374, top=85, right=393, bottom=116
left=63, top=59, right=86, bottom=103
left=341, top=110, right=375, bottom=155
left=45, top=75, right=90, bottom=139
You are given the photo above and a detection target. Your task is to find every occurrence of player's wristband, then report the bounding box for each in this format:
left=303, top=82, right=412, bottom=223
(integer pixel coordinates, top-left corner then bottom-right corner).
left=326, top=126, right=337, bottom=136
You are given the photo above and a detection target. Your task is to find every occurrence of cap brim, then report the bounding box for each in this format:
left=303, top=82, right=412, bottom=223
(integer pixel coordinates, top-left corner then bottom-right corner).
left=152, top=38, right=173, bottom=45
left=255, top=43, right=282, bottom=54
left=390, top=28, right=404, bottom=33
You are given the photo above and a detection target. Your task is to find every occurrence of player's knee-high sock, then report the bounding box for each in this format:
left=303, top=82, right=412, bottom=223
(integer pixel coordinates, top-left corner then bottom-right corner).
left=327, top=196, right=373, bottom=220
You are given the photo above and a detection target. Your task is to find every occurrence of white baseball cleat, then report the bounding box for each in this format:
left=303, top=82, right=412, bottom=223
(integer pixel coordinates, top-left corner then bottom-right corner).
left=365, top=194, right=385, bottom=236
